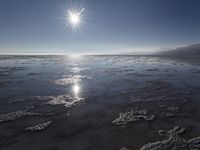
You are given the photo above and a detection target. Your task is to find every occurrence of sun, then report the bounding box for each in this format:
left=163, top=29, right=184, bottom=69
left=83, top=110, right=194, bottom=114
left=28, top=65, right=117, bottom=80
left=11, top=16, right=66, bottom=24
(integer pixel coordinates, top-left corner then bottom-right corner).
left=66, top=8, right=84, bottom=28
left=69, top=11, right=80, bottom=25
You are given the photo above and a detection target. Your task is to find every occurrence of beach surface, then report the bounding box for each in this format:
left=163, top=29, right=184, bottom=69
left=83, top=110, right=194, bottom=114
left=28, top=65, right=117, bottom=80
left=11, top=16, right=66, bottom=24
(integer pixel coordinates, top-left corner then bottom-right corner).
left=0, top=55, right=200, bottom=150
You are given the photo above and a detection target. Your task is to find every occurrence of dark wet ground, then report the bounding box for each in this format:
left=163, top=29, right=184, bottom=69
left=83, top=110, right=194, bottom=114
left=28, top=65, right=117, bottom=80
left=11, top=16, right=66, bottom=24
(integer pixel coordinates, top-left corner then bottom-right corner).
left=0, top=55, right=200, bottom=150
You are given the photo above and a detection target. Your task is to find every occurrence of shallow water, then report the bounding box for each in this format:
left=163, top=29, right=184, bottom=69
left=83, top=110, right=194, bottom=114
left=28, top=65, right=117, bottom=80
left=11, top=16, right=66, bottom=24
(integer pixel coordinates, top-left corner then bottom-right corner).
left=0, top=55, right=200, bottom=150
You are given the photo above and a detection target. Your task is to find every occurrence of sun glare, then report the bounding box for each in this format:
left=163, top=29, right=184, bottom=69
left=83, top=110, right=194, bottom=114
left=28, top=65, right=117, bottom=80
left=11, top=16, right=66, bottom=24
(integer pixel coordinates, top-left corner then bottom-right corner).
left=73, top=84, right=80, bottom=95
left=66, top=8, right=85, bottom=29
left=69, top=12, right=80, bottom=25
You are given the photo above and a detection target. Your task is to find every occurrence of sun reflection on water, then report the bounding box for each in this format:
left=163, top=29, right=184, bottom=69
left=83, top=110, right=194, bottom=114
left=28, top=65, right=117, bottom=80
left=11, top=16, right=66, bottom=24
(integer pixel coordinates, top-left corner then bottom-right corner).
left=73, top=84, right=80, bottom=95
left=72, top=83, right=82, bottom=100
left=68, top=55, right=83, bottom=59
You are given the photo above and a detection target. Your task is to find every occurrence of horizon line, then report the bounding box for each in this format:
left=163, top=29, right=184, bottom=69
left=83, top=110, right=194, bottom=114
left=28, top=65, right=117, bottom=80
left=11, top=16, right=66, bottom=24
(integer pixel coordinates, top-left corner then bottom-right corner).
left=0, top=52, right=155, bottom=56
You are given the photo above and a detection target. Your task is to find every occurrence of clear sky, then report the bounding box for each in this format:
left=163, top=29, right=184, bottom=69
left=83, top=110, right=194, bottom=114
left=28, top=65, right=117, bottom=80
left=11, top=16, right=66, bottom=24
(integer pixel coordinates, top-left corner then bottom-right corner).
left=0, top=0, right=200, bottom=54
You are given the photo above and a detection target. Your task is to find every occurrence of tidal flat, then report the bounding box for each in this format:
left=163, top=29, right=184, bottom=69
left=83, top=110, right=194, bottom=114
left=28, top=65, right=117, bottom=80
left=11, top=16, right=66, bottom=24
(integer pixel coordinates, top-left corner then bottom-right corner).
left=0, top=55, right=200, bottom=150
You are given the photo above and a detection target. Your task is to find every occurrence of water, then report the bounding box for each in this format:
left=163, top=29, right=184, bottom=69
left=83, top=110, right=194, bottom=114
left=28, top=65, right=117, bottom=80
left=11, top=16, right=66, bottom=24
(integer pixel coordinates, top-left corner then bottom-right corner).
left=0, top=55, right=200, bottom=150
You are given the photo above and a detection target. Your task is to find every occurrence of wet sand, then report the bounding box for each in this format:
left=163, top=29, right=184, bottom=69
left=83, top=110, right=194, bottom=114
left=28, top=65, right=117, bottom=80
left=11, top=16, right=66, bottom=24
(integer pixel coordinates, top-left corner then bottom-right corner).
left=0, top=55, right=200, bottom=150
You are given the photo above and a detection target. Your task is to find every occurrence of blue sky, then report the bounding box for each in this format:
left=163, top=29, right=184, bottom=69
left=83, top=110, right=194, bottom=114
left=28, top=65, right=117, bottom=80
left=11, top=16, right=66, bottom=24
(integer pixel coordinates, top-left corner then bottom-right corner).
left=0, top=0, right=200, bottom=54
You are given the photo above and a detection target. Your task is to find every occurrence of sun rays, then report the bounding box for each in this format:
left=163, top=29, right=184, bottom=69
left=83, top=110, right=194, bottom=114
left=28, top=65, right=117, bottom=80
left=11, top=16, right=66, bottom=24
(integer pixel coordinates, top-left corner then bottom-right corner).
left=63, top=7, right=85, bottom=32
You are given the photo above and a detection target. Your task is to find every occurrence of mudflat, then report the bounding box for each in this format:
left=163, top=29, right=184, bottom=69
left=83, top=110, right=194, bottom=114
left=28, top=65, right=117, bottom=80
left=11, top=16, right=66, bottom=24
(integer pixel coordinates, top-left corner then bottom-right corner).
left=0, top=55, right=200, bottom=150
